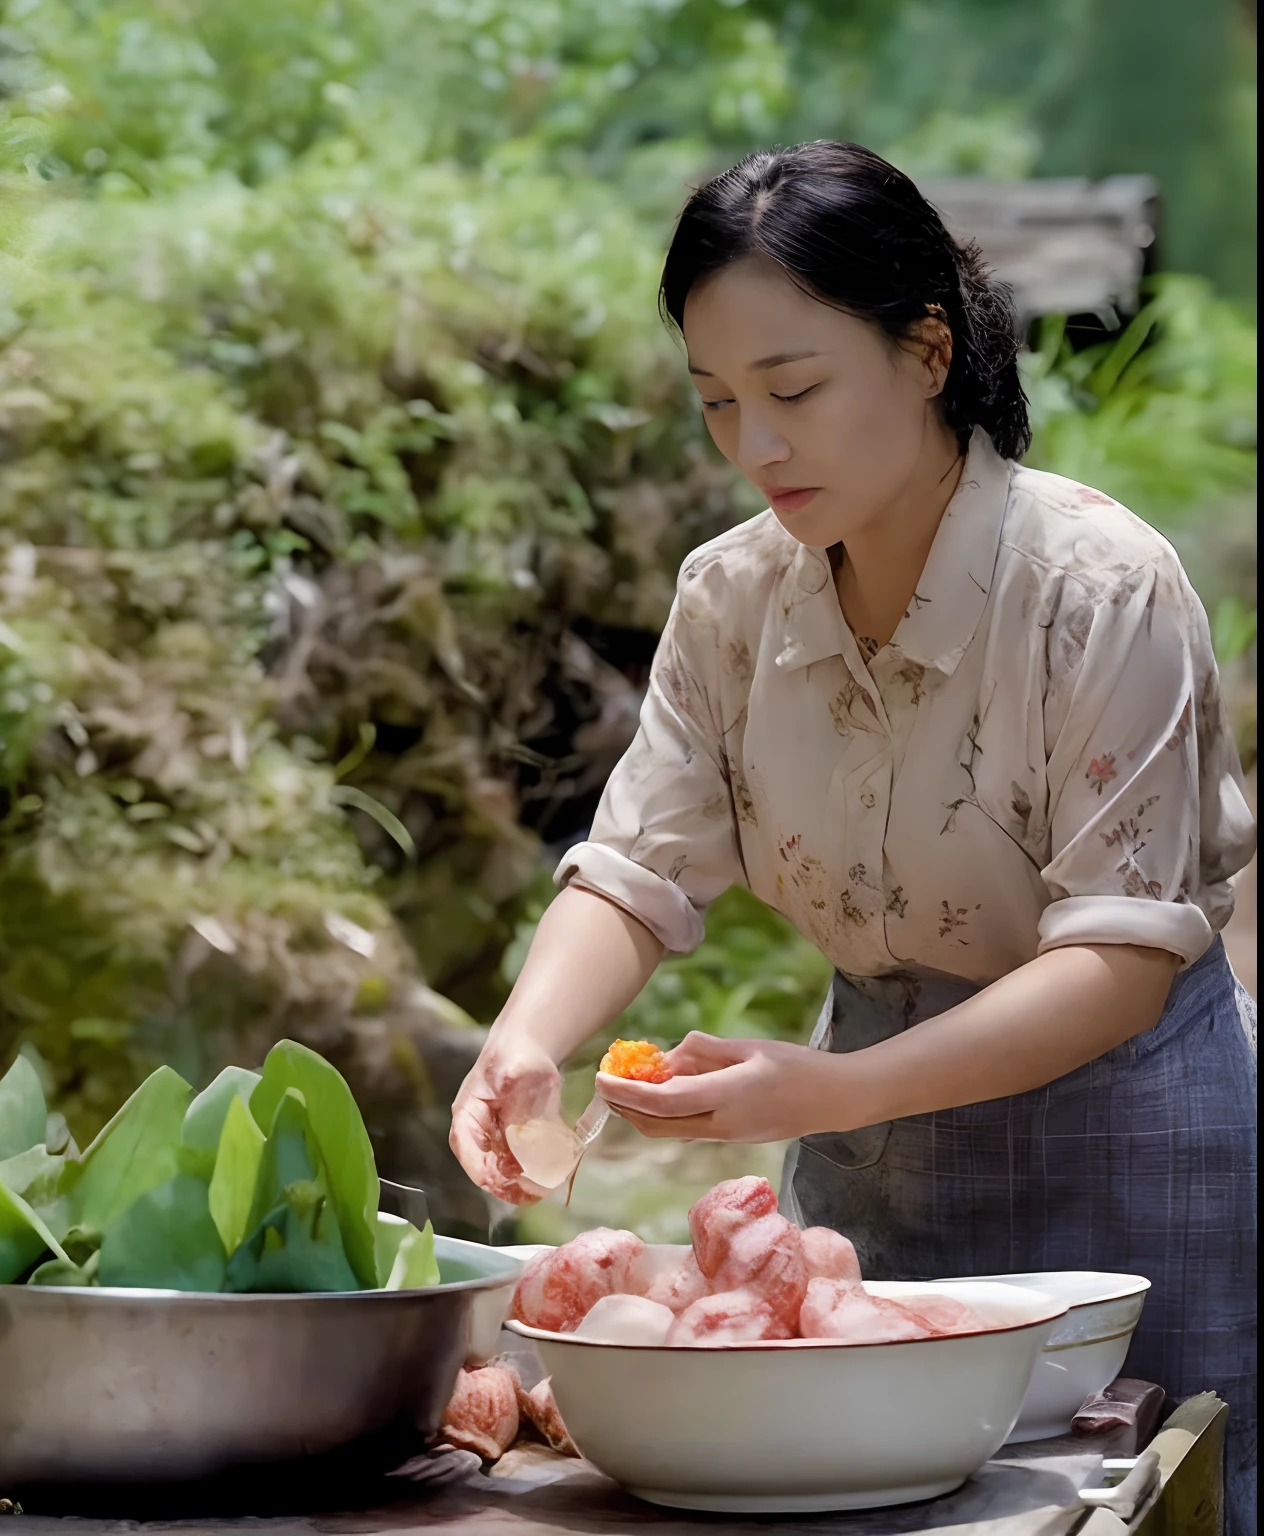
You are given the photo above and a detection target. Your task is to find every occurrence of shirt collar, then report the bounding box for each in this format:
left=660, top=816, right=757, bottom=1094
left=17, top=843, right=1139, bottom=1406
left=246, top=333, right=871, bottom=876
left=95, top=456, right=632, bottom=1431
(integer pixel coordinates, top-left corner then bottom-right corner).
left=774, top=427, right=1012, bottom=677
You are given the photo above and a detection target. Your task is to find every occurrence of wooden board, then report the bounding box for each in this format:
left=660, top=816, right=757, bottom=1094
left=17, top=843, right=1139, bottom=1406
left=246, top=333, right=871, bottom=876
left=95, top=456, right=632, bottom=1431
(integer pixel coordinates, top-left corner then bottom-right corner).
left=1131, top=1393, right=1229, bottom=1536
left=920, top=175, right=1160, bottom=326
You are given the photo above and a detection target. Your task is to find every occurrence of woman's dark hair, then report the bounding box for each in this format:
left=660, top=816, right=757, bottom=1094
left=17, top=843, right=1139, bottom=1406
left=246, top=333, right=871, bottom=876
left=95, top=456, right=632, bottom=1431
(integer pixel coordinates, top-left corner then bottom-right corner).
left=660, top=141, right=1032, bottom=461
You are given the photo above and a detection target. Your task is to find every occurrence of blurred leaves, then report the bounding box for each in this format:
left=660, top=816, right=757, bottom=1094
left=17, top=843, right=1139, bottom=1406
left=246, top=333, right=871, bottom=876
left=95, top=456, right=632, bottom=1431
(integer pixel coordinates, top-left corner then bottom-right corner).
left=0, top=14, right=743, bottom=1158
left=1024, top=274, right=1257, bottom=755
left=1024, top=277, right=1257, bottom=527
left=1213, top=599, right=1257, bottom=667
left=2, top=0, right=1252, bottom=292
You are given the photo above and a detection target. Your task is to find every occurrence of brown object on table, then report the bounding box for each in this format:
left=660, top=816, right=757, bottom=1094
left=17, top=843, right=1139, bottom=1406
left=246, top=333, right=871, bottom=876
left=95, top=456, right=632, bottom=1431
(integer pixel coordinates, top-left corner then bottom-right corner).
left=1072, top=1378, right=1167, bottom=1455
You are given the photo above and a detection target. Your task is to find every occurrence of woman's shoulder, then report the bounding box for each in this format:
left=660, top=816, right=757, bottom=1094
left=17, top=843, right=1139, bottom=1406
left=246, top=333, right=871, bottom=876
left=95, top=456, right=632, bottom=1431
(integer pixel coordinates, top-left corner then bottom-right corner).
left=1003, top=462, right=1185, bottom=598
left=673, top=509, right=801, bottom=619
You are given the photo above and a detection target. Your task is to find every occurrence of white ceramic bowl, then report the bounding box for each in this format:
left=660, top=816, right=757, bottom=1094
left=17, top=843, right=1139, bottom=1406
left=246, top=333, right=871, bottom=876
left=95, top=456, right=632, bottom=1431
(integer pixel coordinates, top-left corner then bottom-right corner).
left=944, top=1271, right=1151, bottom=1443
left=508, top=1278, right=1066, bottom=1514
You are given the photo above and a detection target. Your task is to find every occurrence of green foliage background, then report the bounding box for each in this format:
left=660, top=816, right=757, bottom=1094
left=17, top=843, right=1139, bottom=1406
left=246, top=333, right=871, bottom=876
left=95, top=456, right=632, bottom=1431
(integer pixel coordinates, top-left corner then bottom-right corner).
left=0, top=0, right=1255, bottom=1232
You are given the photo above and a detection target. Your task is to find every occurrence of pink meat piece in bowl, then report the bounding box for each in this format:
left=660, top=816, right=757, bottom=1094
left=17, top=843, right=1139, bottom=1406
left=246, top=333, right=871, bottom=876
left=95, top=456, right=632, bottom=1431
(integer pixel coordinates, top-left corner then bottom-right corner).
left=801, top=1226, right=862, bottom=1285
left=512, top=1228, right=646, bottom=1333
left=902, top=1294, right=986, bottom=1336
left=634, top=1244, right=711, bottom=1314
left=687, top=1176, right=779, bottom=1279
left=642, top=1252, right=710, bottom=1314
left=667, top=1288, right=795, bottom=1346
left=706, top=1213, right=808, bottom=1331
left=799, top=1277, right=936, bottom=1343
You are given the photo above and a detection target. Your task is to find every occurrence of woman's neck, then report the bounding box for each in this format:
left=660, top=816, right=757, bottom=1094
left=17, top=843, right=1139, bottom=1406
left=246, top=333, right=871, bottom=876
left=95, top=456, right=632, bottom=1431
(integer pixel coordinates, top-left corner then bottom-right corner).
left=832, top=429, right=965, bottom=655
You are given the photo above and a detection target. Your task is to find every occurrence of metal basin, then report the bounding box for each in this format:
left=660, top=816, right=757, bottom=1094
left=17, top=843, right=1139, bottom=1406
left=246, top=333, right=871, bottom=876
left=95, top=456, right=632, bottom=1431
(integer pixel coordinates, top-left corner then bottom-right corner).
left=0, top=1234, right=522, bottom=1486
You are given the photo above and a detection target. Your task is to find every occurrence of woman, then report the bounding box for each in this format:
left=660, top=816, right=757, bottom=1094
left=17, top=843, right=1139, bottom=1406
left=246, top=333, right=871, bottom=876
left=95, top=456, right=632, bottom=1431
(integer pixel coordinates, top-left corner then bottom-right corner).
left=450, top=142, right=1257, bottom=1531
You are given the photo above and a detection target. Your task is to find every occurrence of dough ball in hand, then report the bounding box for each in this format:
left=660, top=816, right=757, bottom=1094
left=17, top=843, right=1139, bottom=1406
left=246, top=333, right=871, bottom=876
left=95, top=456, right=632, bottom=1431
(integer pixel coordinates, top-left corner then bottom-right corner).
left=599, top=1039, right=672, bottom=1083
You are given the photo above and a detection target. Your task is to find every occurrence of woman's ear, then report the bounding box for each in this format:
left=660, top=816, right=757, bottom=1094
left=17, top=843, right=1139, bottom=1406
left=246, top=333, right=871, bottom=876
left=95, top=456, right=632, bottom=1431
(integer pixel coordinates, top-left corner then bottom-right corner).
left=916, top=313, right=953, bottom=398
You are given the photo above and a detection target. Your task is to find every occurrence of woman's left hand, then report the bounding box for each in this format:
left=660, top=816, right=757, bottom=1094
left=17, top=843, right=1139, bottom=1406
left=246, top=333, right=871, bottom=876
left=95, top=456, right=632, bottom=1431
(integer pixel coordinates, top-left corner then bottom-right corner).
left=598, top=946, right=1182, bottom=1147
left=596, top=1031, right=838, bottom=1144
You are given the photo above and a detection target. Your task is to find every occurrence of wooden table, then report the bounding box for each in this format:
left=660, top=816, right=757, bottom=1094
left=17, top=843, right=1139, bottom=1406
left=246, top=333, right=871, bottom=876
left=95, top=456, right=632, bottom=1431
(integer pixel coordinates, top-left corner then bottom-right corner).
left=1130, top=1394, right=1228, bottom=1536
left=5, top=1395, right=1226, bottom=1536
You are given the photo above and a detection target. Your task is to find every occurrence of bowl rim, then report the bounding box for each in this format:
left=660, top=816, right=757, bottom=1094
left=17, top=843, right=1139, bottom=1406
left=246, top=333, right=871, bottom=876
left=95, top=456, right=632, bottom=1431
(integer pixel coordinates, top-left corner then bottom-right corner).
left=931, top=1269, right=1152, bottom=1310
left=0, top=1233, right=524, bottom=1303
left=507, top=1280, right=1068, bottom=1352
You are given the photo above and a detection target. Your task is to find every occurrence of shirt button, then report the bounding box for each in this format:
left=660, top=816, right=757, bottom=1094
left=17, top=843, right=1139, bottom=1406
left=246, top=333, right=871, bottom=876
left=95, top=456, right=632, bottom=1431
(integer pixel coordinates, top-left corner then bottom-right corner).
left=861, top=790, right=876, bottom=808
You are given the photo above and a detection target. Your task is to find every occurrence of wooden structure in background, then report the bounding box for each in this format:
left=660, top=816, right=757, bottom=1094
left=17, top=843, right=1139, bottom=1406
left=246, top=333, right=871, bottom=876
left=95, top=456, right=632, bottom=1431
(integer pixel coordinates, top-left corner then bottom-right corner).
left=923, top=175, right=1161, bottom=328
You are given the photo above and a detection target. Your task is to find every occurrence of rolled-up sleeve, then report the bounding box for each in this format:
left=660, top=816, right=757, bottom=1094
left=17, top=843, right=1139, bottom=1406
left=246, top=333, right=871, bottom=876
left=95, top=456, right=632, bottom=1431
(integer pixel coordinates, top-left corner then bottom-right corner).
left=1038, top=557, right=1253, bottom=967
left=555, top=584, right=745, bottom=954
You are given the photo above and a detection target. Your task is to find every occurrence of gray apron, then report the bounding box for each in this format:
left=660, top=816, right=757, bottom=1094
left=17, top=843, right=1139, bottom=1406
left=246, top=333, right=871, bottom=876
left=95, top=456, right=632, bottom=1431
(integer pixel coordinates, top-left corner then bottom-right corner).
left=781, top=938, right=1257, bottom=1536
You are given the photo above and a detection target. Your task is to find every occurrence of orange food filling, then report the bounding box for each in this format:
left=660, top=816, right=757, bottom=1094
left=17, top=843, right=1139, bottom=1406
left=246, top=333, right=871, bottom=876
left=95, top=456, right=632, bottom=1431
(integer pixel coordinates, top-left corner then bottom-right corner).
left=599, top=1038, right=672, bottom=1083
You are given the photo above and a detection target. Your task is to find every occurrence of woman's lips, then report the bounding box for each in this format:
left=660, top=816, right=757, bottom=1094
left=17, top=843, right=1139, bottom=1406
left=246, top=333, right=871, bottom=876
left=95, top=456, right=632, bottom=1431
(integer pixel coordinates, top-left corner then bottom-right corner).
left=767, top=487, right=820, bottom=513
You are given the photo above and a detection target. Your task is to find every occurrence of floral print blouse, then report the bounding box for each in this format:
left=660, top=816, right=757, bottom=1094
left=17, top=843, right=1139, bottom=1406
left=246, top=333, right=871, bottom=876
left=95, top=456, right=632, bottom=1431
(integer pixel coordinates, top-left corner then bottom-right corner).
left=558, top=429, right=1255, bottom=981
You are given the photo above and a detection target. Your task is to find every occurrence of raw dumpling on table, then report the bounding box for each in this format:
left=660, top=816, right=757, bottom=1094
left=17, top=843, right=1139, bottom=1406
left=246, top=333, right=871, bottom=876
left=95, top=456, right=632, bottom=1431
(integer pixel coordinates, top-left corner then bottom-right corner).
left=440, top=1365, right=519, bottom=1459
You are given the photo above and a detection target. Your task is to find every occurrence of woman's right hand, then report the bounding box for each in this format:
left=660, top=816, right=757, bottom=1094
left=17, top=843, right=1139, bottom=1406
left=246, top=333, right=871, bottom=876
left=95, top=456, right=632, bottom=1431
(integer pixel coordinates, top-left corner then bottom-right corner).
left=449, top=1039, right=563, bottom=1205
left=448, top=886, right=666, bottom=1203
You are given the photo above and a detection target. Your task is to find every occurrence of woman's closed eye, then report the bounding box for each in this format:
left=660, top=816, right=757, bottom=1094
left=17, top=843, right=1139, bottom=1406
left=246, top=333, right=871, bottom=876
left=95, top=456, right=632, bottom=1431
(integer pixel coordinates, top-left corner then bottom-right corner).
left=771, top=384, right=819, bottom=404
left=701, top=383, right=820, bottom=412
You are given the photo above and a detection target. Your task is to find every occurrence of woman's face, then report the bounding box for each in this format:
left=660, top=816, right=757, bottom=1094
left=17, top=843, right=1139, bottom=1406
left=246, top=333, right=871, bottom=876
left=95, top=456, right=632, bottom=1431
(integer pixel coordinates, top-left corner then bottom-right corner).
left=682, top=255, right=950, bottom=548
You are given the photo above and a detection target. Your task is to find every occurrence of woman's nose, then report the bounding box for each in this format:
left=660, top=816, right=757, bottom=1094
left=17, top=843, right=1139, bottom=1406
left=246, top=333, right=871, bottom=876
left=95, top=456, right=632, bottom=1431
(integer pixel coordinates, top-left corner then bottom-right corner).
left=736, top=413, right=791, bottom=475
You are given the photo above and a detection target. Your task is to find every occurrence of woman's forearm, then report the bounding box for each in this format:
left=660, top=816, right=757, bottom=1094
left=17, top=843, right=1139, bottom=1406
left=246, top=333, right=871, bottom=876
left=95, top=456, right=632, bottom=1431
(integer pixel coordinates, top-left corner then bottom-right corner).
left=834, top=943, right=1180, bottom=1130
left=489, top=885, right=665, bottom=1064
